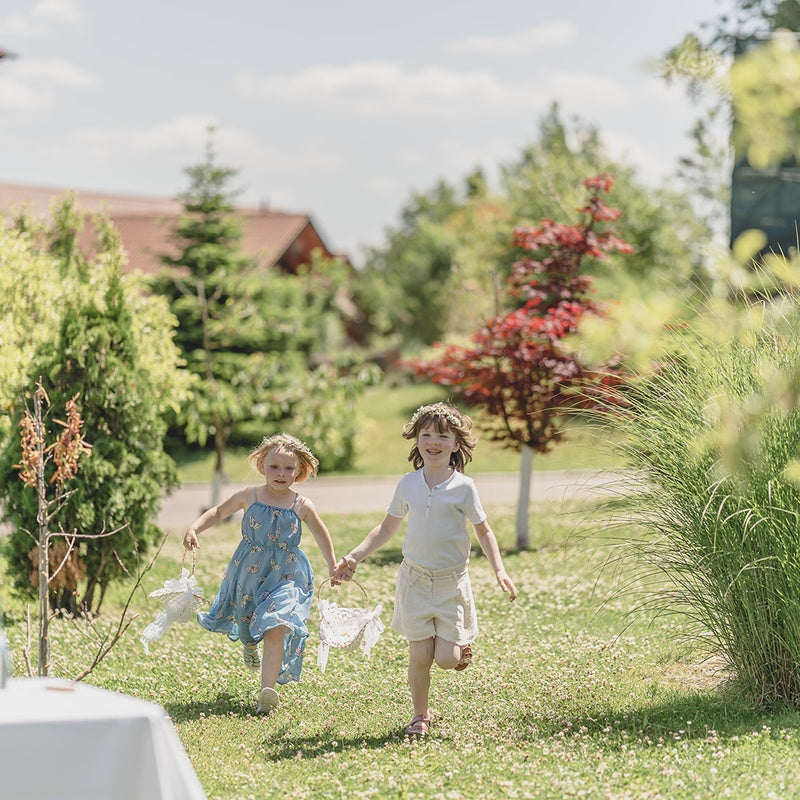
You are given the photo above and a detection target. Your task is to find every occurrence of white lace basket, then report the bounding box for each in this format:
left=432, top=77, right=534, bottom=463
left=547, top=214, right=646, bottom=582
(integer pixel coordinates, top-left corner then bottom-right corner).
left=316, top=578, right=384, bottom=673
left=141, top=553, right=207, bottom=654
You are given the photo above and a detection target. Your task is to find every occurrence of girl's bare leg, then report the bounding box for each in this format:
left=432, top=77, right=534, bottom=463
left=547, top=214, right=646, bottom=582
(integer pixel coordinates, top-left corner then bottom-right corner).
left=260, top=625, right=286, bottom=689
left=408, top=638, right=435, bottom=716
left=433, top=637, right=461, bottom=670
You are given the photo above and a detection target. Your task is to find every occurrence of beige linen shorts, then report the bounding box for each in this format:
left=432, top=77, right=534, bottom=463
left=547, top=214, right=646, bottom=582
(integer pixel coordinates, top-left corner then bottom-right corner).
left=391, top=557, right=478, bottom=644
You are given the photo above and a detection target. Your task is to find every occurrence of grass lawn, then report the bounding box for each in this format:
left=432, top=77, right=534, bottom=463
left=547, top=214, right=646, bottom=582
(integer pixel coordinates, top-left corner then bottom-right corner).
left=3, top=499, right=800, bottom=799
left=174, top=382, right=625, bottom=483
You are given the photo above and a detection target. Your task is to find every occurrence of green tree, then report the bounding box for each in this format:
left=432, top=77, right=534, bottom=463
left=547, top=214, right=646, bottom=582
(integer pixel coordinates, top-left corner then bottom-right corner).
left=0, top=200, right=187, bottom=444
left=0, top=227, right=63, bottom=441
left=0, top=208, right=184, bottom=614
left=501, top=104, right=708, bottom=289
left=154, top=133, right=376, bottom=482
left=353, top=180, right=460, bottom=351
left=355, top=106, right=706, bottom=355
left=154, top=133, right=249, bottom=501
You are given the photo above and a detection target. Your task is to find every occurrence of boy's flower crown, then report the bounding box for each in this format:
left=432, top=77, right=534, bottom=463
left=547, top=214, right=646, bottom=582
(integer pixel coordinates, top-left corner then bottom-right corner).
left=410, top=403, right=461, bottom=429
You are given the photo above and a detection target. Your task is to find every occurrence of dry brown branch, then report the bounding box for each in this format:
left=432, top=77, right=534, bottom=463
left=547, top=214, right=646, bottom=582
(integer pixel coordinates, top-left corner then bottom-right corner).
left=48, top=394, right=92, bottom=485
left=70, top=533, right=167, bottom=682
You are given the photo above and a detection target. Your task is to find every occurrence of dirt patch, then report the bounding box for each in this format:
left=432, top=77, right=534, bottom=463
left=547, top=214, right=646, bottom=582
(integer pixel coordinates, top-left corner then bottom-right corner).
left=660, top=655, right=732, bottom=691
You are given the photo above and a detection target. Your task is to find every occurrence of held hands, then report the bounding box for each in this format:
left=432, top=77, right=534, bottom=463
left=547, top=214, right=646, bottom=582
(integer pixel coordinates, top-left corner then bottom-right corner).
left=331, top=554, right=358, bottom=585
left=496, top=570, right=518, bottom=602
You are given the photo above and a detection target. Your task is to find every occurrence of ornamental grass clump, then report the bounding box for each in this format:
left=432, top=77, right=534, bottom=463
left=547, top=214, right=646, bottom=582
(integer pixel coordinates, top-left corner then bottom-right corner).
left=604, top=300, right=800, bottom=709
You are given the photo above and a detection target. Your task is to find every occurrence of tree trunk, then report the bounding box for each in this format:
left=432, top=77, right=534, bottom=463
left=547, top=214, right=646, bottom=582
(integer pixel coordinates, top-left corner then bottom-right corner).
left=515, top=445, right=533, bottom=550
left=211, top=424, right=226, bottom=508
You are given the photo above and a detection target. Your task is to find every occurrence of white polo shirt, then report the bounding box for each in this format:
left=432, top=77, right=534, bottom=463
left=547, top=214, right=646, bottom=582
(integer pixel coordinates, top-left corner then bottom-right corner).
left=387, top=469, right=487, bottom=570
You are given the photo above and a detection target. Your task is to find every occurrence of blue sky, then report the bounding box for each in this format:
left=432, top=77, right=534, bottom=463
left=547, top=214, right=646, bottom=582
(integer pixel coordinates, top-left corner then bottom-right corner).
left=0, top=0, right=731, bottom=264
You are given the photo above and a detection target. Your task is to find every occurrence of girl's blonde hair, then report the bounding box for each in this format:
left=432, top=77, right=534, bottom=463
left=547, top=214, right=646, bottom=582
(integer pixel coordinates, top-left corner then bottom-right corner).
left=248, top=433, right=319, bottom=483
left=402, top=402, right=477, bottom=472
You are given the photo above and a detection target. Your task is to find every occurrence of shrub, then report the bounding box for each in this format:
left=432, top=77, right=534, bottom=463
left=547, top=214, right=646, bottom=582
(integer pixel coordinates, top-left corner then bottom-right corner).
left=603, top=291, right=800, bottom=708
left=0, top=210, right=183, bottom=615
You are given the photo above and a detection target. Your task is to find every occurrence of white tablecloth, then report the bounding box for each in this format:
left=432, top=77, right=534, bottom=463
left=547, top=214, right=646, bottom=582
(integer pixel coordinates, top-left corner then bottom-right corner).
left=0, top=677, right=207, bottom=800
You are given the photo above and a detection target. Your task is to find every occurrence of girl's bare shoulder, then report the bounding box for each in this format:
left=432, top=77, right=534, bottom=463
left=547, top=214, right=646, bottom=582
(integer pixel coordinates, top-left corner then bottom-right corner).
left=293, top=492, right=314, bottom=516
left=225, top=484, right=258, bottom=510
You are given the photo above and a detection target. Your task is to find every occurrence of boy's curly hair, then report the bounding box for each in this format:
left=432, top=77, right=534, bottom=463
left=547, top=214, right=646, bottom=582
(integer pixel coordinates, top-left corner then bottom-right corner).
left=249, top=433, right=319, bottom=483
left=402, top=402, right=477, bottom=472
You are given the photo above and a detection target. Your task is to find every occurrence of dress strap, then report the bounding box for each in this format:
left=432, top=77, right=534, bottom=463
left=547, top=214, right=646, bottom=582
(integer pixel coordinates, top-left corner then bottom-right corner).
left=254, top=487, right=259, bottom=503
left=291, top=492, right=300, bottom=510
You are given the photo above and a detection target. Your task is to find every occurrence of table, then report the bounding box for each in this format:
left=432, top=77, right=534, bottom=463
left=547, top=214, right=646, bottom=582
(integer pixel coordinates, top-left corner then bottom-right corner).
left=0, top=677, right=207, bottom=800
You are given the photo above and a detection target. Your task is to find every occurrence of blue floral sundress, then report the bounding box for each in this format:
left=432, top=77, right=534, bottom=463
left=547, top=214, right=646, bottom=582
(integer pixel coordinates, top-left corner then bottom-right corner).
left=197, top=490, right=314, bottom=684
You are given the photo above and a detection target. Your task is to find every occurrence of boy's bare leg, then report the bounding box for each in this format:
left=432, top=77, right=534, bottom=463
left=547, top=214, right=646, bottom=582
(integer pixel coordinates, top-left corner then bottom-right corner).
left=408, top=638, right=435, bottom=716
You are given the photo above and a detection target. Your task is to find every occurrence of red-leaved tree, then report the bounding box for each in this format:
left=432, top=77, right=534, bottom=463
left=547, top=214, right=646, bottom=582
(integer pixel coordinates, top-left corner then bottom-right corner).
left=406, top=175, right=632, bottom=548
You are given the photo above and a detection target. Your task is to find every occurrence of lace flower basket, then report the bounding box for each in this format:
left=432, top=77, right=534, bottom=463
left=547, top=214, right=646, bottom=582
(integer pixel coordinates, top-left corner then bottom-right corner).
left=316, top=578, right=384, bottom=673
left=141, top=556, right=207, bottom=654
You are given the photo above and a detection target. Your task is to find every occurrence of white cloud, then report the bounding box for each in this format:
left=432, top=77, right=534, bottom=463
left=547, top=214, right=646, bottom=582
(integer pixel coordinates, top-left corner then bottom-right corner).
left=449, top=22, right=578, bottom=54
left=0, top=74, right=48, bottom=110
left=46, top=116, right=251, bottom=160
left=12, top=58, right=98, bottom=89
left=544, top=70, right=630, bottom=111
left=1, top=13, right=47, bottom=37
left=233, top=58, right=639, bottom=124
left=44, top=126, right=124, bottom=161
left=132, top=115, right=228, bottom=152
left=235, top=61, right=525, bottom=116
left=0, top=58, right=98, bottom=113
left=0, top=0, right=84, bottom=36
left=39, top=115, right=343, bottom=192
left=32, top=0, right=84, bottom=26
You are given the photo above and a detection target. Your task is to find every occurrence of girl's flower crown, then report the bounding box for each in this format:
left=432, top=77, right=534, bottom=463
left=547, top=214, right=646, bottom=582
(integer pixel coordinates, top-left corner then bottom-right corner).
left=257, top=433, right=316, bottom=458
left=410, top=403, right=462, bottom=429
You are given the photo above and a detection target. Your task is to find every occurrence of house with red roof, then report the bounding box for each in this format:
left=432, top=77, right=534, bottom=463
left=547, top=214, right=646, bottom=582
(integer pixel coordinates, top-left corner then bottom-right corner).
left=0, top=182, right=346, bottom=275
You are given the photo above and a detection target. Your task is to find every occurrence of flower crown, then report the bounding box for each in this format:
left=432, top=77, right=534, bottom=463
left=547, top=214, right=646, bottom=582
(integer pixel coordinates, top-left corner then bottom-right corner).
left=258, top=433, right=317, bottom=461
left=289, top=438, right=316, bottom=459
left=410, top=403, right=462, bottom=429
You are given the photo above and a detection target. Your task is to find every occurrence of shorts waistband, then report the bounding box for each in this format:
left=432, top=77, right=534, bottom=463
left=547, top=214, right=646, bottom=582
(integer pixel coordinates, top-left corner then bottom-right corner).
left=401, top=557, right=469, bottom=580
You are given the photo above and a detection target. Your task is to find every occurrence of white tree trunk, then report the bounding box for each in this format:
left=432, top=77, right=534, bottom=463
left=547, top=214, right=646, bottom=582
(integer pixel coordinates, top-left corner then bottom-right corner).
left=515, top=445, right=533, bottom=550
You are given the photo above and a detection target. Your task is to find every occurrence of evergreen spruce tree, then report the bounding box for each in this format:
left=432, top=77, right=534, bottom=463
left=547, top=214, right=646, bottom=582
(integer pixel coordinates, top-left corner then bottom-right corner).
left=0, top=229, right=179, bottom=614
left=154, top=132, right=252, bottom=502
left=153, top=131, right=376, bottom=486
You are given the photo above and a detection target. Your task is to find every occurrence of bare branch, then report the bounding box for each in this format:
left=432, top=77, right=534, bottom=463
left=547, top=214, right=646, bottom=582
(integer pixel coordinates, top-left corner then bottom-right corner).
left=71, top=533, right=167, bottom=682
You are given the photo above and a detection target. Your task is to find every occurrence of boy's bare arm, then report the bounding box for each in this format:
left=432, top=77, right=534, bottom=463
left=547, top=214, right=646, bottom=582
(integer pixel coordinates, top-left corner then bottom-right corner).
left=473, top=519, right=518, bottom=601
left=332, top=514, right=403, bottom=582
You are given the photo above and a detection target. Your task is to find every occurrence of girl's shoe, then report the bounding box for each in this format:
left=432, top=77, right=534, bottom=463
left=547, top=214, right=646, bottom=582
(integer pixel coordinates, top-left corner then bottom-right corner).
left=256, top=686, right=280, bottom=714
left=404, top=713, right=431, bottom=736
left=243, top=641, right=261, bottom=670
left=455, top=644, right=472, bottom=671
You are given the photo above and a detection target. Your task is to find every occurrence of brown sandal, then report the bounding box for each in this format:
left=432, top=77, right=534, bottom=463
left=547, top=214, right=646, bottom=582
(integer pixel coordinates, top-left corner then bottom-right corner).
left=405, top=713, right=431, bottom=736
left=455, top=644, right=472, bottom=671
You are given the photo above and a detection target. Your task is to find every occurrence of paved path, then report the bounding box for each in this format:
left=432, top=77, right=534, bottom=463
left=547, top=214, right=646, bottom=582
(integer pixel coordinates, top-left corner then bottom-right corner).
left=155, top=469, right=619, bottom=531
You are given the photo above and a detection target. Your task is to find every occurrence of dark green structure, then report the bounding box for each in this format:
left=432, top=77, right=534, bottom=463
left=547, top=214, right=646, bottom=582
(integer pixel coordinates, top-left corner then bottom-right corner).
left=730, top=160, right=800, bottom=253
left=730, top=35, right=800, bottom=255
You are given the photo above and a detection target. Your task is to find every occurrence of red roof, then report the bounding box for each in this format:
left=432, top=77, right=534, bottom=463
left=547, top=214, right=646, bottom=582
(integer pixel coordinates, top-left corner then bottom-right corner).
left=0, top=182, right=340, bottom=274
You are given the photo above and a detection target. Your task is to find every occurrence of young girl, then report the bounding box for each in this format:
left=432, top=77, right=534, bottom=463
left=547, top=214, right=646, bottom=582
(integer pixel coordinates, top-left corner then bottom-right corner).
left=332, top=402, right=517, bottom=736
left=183, top=433, right=336, bottom=715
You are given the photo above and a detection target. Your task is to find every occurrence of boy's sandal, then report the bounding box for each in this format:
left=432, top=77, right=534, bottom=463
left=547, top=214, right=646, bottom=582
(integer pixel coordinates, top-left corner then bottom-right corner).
left=405, top=714, right=431, bottom=736
left=455, top=644, right=472, bottom=671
